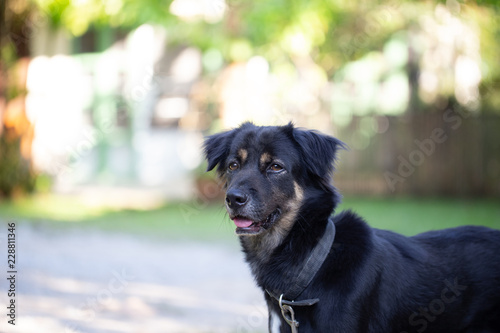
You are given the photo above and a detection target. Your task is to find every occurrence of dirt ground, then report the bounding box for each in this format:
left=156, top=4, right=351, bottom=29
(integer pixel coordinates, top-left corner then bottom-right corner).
left=0, top=222, right=268, bottom=333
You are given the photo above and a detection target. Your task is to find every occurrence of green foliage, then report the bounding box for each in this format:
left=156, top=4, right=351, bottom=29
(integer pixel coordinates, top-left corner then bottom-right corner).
left=42, top=0, right=71, bottom=28
left=31, top=0, right=500, bottom=69
left=33, top=0, right=176, bottom=35
left=25, top=0, right=500, bottom=112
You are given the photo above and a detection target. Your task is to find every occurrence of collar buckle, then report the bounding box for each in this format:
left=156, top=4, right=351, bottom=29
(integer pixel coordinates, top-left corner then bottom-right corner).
left=279, top=294, right=299, bottom=333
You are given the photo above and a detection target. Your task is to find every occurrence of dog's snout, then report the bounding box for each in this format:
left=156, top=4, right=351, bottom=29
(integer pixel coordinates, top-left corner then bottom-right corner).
left=226, top=189, right=249, bottom=208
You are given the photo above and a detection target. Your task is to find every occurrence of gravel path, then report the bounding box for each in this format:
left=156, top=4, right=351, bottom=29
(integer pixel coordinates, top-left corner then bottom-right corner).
left=0, top=222, right=267, bottom=333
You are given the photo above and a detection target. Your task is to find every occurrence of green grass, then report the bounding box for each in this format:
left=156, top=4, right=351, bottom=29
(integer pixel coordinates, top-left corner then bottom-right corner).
left=0, top=194, right=498, bottom=241
left=339, top=197, right=500, bottom=235
left=0, top=194, right=109, bottom=221
left=0, top=194, right=232, bottom=241
left=84, top=202, right=233, bottom=241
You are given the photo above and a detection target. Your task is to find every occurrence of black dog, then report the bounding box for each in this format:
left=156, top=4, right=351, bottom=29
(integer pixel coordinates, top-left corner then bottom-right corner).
left=204, top=122, right=500, bottom=333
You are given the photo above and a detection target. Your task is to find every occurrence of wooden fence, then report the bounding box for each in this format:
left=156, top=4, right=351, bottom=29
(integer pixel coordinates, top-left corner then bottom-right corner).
left=334, top=111, right=500, bottom=197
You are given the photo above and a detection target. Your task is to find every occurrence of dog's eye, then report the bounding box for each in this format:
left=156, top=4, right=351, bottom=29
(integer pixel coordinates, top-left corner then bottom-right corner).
left=269, top=164, right=284, bottom=172
left=228, top=162, right=239, bottom=171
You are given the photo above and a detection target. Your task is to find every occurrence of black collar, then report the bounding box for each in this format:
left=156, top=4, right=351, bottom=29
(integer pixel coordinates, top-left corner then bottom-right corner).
left=266, top=218, right=336, bottom=307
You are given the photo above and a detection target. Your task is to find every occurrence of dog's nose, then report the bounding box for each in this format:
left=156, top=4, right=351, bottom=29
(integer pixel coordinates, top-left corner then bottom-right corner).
left=226, top=189, right=248, bottom=207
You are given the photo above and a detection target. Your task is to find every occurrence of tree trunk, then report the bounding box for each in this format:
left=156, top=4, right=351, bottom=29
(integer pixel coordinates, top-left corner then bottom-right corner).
left=0, top=0, right=36, bottom=199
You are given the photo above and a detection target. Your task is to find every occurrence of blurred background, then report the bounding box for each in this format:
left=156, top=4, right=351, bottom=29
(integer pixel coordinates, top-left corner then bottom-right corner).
left=0, top=0, right=499, bottom=332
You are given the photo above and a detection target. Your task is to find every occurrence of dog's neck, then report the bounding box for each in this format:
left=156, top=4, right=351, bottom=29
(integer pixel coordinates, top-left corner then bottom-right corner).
left=239, top=188, right=337, bottom=290
left=266, top=219, right=336, bottom=302
left=236, top=184, right=340, bottom=298
left=240, top=213, right=332, bottom=293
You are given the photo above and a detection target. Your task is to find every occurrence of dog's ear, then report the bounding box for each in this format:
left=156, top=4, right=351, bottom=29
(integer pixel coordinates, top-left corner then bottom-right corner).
left=203, top=129, right=236, bottom=173
left=292, top=128, right=346, bottom=184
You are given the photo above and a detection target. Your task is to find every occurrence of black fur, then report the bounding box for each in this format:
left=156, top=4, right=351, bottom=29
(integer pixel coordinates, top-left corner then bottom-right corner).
left=204, top=123, right=500, bottom=333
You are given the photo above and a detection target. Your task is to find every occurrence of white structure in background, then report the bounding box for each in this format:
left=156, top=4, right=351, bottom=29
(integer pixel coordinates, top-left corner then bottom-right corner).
left=25, top=24, right=203, bottom=206
left=26, top=55, right=92, bottom=176
left=126, top=25, right=203, bottom=195
left=218, top=56, right=277, bottom=128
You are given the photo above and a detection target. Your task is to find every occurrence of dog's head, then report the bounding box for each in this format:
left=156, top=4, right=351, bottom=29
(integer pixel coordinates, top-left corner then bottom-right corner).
left=204, top=122, right=345, bottom=237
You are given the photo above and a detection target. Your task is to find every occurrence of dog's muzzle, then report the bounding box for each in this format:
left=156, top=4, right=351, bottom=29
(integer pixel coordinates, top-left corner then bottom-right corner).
left=226, top=188, right=281, bottom=235
left=231, top=209, right=281, bottom=235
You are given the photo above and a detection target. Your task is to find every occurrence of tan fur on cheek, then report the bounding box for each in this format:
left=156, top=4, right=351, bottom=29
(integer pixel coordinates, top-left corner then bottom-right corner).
left=279, top=182, right=304, bottom=233
left=243, top=181, right=304, bottom=267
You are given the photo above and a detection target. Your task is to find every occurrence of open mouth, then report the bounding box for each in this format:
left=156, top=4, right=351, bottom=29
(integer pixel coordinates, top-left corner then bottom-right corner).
left=232, top=209, right=281, bottom=235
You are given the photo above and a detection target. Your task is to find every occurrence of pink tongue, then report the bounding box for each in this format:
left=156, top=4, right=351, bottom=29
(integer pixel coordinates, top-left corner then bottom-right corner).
left=233, top=218, right=254, bottom=228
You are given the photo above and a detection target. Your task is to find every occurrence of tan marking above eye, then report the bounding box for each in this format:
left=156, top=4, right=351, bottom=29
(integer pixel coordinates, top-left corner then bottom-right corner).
left=238, top=149, right=248, bottom=162
left=260, top=153, right=272, bottom=165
